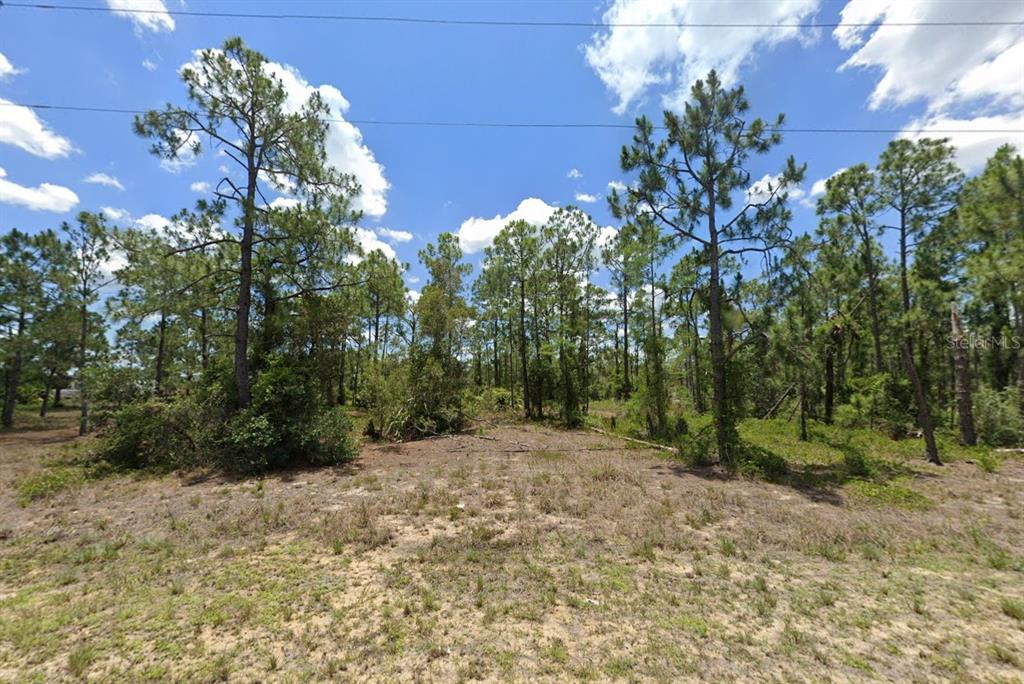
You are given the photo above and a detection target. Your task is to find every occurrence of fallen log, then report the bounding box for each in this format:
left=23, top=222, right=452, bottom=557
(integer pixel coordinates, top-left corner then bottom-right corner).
left=588, top=427, right=679, bottom=454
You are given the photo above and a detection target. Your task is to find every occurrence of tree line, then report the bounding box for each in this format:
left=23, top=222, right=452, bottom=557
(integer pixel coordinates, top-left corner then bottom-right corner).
left=2, top=38, right=1022, bottom=472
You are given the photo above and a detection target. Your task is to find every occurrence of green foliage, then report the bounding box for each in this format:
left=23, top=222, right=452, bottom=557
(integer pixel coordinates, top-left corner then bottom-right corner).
left=973, top=386, right=1023, bottom=447
left=99, top=356, right=355, bottom=474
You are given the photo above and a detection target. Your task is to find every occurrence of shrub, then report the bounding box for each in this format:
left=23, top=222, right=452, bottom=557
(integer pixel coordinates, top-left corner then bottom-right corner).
left=98, top=355, right=355, bottom=474
left=974, top=386, right=1023, bottom=447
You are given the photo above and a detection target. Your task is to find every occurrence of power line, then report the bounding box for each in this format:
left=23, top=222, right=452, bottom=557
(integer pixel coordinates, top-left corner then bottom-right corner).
left=3, top=1, right=1024, bottom=28
left=3, top=102, right=1023, bottom=135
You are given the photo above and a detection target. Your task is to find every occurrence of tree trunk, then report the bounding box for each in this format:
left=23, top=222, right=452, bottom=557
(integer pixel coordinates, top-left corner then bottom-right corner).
left=950, top=302, right=977, bottom=446
left=39, top=374, right=51, bottom=418
left=154, top=309, right=167, bottom=395
left=707, top=190, right=736, bottom=464
left=78, top=303, right=89, bottom=436
left=860, top=231, right=885, bottom=374
left=234, top=153, right=258, bottom=409
left=1, top=309, right=25, bottom=428
left=199, top=307, right=209, bottom=372
left=519, top=276, right=530, bottom=418
left=621, top=282, right=631, bottom=399
left=898, top=211, right=940, bottom=463
left=338, top=336, right=347, bottom=405
left=824, top=326, right=836, bottom=425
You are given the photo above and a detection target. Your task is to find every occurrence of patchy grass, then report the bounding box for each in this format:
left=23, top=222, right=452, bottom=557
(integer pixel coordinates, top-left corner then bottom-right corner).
left=1, top=418, right=1022, bottom=681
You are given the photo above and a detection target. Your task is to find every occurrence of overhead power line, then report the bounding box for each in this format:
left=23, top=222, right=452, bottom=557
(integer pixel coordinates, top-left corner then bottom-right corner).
left=3, top=102, right=1023, bottom=135
left=3, top=1, right=1024, bottom=28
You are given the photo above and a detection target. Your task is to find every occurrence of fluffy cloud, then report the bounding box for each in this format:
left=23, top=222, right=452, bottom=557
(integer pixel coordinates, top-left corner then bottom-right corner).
left=457, top=198, right=558, bottom=254
left=142, top=59, right=158, bottom=72
left=106, top=0, right=175, bottom=33
left=835, top=0, right=1023, bottom=111
left=0, top=167, right=78, bottom=213
left=596, top=226, right=618, bottom=249
left=262, top=61, right=389, bottom=217
left=377, top=228, right=413, bottom=243
left=100, top=206, right=131, bottom=222
left=135, top=213, right=171, bottom=233
left=84, top=172, right=125, bottom=191
left=0, top=52, right=24, bottom=80
left=190, top=181, right=211, bottom=194
left=575, top=192, right=599, bottom=204
left=567, top=168, right=583, bottom=179
left=584, top=0, right=820, bottom=113
left=354, top=227, right=397, bottom=261
left=834, top=0, right=1024, bottom=171
left=901, top=112, right=1024, bottom=173
left=607, top=180, right=627, bottom=193
left=745, top=173, right=805, bottom=205
left=0, top=98, right=74, bottom=159
left=179, top=52, right=389, bottom=217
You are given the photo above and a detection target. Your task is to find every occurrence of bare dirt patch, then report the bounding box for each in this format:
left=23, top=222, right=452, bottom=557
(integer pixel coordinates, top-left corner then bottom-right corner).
left=1, top=421, right=1022, bottom=681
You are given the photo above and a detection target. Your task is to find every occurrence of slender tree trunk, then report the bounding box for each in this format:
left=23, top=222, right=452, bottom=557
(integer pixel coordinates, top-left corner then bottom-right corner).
left=234, top=159, right=257, bottom=409
left=519, top=276, right=530, bottom=418
left=824, top=328, right=836, bottom=425
left=154, top=310, right=167, bottom=395
left=898, top=211, right=940, bottom=464
left=78, top=303, right=89, bottom=436
left=707, top=190, right=735, bottom=464
left=338, top=336, right=347, bottom=405
left=622, top=283, right=631, bottom=398
left=39, top=373, right=51, bottom=418
left=1, top=309, right=25, bottom=428
left=950, top=302, right=977, bottom=446
left=199, top=307, right=209, bottom=372
left=860, top=230, right=885, bottom=373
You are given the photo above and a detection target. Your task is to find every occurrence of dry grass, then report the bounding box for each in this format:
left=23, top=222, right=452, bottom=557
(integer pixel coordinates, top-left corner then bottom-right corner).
left=1, top=416, right=1022, bottom=682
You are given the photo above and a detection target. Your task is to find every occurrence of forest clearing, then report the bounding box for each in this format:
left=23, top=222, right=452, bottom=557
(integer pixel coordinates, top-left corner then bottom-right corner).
left=3, top=1, right=1024, bottom=681
left=1, top=407, right=1022, bottom=682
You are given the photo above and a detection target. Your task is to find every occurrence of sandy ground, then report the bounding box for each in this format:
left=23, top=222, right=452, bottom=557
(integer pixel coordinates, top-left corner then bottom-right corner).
left=0, top=416, right=1022, bottom=682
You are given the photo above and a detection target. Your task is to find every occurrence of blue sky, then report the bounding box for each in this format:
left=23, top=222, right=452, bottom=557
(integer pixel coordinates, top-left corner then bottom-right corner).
left=1, top=0, right=1021, bottom=290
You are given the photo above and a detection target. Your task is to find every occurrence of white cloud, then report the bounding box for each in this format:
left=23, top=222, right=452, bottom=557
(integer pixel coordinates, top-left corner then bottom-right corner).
left=834, top=0, right=1023, bottom=112
left=834, top=0, right=1024, bottom=170
left=567, top=168, right=583, bottom=179
left=596, top=226, right=618, bottom=249
left=0, top=53, right=24, bottom=80
left=902, top=112, right=1024, bottom=173
left=179, top=51, right=390, bottom=217
left=190, top=181, right=211, bottom=194
left=745, top=173, right=805, bottom=205
left=607, top=180, right=627, bottom=193
left=106, top=0, right=175, bottom=33
left=807, top=167, right=847, bottom=201
left=135, top=213, right=172, bottom=233
left=101, top=206, right=131, bottom=222
left=268, top=196, right=300, bottom=210
left=575, top=192, right=600, bottom=204
left=0, top=167, right=78, bottom=213
left=84, top=172, right=125, bottom=191
left=142, top=59, right=158, bottom=72
left=406, top=290, right=421, bottom=305
left=158, top=129, right=198, bottom=173
left=0, top=98, right=74, bottom=159
left=262, top=61, right=389, bottom=217
left=584, top=0, right=820, bottom=113
left=377, top=227, right=413, bottom=243
left=406, top=275, right=421, bottom=284
left=457, top=197, right=558, bottom=254
left=354, top=227, right=397, bottom=260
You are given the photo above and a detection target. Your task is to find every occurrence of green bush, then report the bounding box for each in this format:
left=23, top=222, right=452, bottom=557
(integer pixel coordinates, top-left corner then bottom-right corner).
left=974, top=386, right=1023, bottom=447
left=98, top=355, right=355, bottom=474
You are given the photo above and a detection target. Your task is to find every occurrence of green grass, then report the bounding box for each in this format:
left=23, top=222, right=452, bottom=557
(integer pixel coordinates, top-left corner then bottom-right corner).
left=17, top=466, right=88, bottom=506
left=845, top=479, right=934, bottom=510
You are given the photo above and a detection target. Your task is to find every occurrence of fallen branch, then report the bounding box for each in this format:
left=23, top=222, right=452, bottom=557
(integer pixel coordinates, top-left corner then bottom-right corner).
left=588, top=427, right=679, bottom=454
left=762, top=383, right=796, bottom=420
